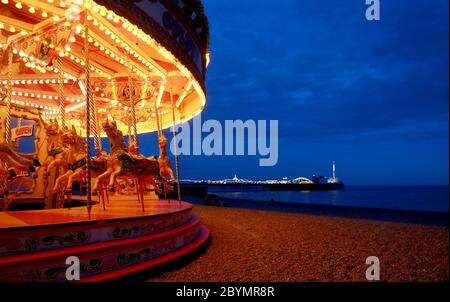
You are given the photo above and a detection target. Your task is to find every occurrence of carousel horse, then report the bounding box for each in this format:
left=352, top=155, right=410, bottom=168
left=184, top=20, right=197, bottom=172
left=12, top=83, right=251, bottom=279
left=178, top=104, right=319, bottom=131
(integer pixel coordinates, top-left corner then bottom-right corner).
left=0, top=143, right=40, bottom=178
left=52, top=126, right=107, bottom=194
left=158, top=134, right=175, bottom=183
left=38, top=117, right=69, bottom=176
left=92, top=120, right=165, bottom=193
left=51, top=126, right=86, bottom=193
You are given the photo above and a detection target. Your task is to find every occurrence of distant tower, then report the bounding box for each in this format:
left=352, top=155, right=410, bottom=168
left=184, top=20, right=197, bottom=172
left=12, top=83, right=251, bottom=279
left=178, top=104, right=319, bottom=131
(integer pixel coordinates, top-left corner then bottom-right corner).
left=332, top=161, right=336, bottom=180
left=328, top=161, right=343, bottom=185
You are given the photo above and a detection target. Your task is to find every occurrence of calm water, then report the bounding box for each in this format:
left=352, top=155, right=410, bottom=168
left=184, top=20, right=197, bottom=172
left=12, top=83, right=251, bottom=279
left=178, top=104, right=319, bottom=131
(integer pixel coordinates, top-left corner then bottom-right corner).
left=214, top=186, right=449, bottom=213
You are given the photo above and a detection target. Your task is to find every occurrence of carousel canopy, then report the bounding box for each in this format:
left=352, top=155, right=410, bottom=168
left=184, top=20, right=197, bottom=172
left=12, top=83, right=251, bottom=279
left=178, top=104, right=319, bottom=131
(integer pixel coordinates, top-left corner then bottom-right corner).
left=0, top=0, right=209, bottom=137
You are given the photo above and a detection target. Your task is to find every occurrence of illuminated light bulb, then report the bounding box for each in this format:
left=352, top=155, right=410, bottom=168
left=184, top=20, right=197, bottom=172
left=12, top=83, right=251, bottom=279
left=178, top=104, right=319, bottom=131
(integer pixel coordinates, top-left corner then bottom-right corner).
left=100, top=10, right=106, bottom=16
left=0, top=23, right=4, bottom=29
left=15, top=2, right=22, bottom=9
left=48, top=0, right=54, bottom=3
left=92, top=6, right=99, bottom=13
left=106, top=13, right=113, bottom=20
left=59, top=1, right=65, bottom=8
left=1, top=0, right=9, bottom=5
left=64, top=45, right=71, bottom=51
left=41, top=11, right=48, bottom=17
left=9, top=26, right=16, bottom=32
left=113, top=17, right=119, bottom=23
left=53, top=15, right=60, bottom=22
left=69, top=36, right=76, bottom=43
left=20, top=30, right=27, bottom=36
left=28, top=7, right=35, bottom=13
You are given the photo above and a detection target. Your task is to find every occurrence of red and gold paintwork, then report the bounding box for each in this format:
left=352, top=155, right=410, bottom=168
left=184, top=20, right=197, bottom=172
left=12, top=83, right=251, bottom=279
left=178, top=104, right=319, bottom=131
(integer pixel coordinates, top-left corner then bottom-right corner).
left=0, top=0, right=209, bottom=134
left=0, top=199, right=209, bottom=281
left=0, top=0, right=210, bottom=281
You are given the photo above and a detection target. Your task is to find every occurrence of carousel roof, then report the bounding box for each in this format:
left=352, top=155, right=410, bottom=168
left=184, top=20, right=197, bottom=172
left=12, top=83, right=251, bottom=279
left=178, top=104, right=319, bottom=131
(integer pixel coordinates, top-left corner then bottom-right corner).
left=0, top=0, right=209, bottom=137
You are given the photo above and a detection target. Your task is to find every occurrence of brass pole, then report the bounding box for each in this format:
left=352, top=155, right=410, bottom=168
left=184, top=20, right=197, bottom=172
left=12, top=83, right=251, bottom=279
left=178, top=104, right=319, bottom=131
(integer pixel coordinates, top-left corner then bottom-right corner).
left=169, top=78, right=181, bottom=203
left=84, top=21, right=92, bottom=213
left=57, top=57, right=66, bottom=129
left=5, top=51, right=13, bottom=144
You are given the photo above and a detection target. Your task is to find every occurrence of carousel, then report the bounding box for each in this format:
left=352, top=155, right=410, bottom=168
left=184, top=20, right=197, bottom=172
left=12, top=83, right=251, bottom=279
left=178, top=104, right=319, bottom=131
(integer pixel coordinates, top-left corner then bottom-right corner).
left=0, top=0, right=210, bottom=281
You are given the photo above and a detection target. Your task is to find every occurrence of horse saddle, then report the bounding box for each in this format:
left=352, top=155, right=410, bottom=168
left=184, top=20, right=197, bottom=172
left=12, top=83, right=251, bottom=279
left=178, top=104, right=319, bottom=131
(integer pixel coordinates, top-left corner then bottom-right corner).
left=48, top=148, right=64, bottom=156
left=68, top=158, right=87, bottom=171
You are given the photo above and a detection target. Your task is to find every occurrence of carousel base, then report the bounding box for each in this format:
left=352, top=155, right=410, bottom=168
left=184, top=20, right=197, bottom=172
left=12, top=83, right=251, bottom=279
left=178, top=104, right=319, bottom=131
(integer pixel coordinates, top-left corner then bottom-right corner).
left=0, top=198, right=209, bottom=282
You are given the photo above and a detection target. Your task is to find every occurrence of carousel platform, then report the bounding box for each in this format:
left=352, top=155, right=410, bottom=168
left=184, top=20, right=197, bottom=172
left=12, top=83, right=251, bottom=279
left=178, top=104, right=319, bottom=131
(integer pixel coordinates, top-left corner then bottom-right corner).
left=0, top=198, right=209, bottom=282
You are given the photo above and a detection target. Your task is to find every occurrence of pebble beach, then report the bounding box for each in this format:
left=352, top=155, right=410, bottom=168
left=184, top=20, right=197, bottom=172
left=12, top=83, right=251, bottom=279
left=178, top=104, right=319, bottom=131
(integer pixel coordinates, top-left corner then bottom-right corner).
left=150, top=204, right=449, bottom=282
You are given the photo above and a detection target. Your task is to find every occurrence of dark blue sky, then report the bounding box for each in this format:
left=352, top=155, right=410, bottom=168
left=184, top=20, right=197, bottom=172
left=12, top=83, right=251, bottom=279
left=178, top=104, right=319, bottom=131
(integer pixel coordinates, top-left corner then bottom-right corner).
left=142, top=0, right=448, bottom=185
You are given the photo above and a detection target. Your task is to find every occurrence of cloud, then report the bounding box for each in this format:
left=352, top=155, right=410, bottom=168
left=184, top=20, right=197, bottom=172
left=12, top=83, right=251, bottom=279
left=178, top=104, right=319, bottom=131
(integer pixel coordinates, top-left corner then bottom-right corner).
left=174, top=0, right=450, bottom=184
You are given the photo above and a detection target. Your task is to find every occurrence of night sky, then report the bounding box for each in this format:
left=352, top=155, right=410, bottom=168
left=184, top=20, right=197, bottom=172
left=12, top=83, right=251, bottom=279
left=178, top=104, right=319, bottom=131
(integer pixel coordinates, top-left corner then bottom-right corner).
left=131, top=1, right=448, bottom=185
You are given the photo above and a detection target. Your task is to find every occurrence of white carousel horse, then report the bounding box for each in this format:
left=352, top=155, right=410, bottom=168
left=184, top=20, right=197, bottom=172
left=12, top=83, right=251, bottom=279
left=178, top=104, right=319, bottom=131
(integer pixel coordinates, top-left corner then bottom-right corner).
left=92, top=120, right=170, bottom=194
left=51, top=126, right=87, bottom=193
left=38, top=118, right=69, bottom=176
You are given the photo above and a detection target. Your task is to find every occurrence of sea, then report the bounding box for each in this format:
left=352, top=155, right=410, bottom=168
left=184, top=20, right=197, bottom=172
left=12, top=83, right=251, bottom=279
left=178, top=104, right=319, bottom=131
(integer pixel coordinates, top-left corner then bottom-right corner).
left=212, top=186, right=449, bottom=213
